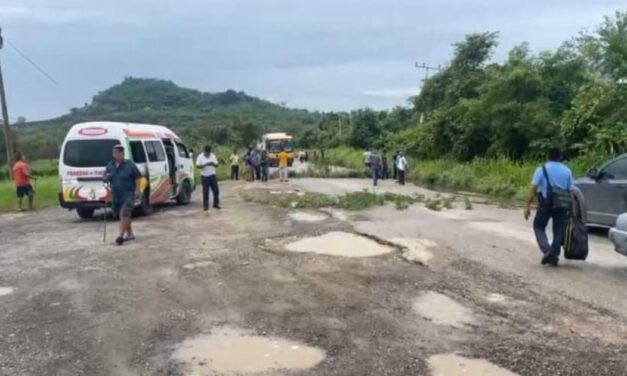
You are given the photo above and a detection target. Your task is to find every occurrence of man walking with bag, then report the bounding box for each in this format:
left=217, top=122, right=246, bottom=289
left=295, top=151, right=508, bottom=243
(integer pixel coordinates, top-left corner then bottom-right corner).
left=524, top=148, right=573, bottom=267
left=196, top=145, right=220, bottom=211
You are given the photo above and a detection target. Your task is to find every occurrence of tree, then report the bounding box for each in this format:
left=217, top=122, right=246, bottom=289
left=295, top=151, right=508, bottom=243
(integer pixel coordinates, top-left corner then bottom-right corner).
left=350, top=109, right=382, bottom=149
left=578, top=10, right=627, bottom=82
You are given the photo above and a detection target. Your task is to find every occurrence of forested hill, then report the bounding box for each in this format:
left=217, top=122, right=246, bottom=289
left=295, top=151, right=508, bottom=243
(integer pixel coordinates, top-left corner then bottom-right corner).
left=9, top=78, right=321, bottom=161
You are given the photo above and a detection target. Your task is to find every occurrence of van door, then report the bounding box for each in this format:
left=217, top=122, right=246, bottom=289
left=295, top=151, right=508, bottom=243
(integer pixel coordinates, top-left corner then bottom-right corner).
left=144, top=140, right=171, bottom=203
left=129, top=141, right=149, bottom=203
left=174, top=140, right=194, bottom=188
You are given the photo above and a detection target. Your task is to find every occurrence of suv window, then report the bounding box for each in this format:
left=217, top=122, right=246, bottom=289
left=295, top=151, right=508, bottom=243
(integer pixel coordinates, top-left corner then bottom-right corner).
left=603, top=157, right=627, bottom=180
left=145, top=141, right=166, bottom=162
left=175, top=142, right=190, bottom=158
left=130, top=141, right=147, bottom=163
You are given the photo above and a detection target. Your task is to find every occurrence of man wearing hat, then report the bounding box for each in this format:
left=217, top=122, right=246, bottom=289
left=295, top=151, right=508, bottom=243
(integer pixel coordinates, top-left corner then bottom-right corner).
left=105, top=144, right=141, bottom=245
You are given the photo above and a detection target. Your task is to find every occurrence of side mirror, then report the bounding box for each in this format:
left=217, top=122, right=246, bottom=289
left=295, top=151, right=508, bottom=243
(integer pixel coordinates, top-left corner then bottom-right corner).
left=586, top=168, right=599, bottom=179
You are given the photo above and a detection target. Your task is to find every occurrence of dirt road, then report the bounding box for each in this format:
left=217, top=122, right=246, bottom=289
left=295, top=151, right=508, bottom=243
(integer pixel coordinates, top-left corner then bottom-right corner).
left=1, top=178, right=626, bottom=375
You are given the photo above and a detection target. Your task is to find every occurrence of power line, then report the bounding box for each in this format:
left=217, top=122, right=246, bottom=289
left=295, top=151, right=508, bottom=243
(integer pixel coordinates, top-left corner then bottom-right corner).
left=5, top=38, right=58, bottom=85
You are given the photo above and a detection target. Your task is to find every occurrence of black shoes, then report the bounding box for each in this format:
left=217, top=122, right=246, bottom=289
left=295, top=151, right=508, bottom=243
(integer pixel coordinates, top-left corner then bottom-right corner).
left=541, top=253, right=559, bottom=267
left=213, top=206, right=221, bottom=210
left=115, top=236, right=124, bottom=246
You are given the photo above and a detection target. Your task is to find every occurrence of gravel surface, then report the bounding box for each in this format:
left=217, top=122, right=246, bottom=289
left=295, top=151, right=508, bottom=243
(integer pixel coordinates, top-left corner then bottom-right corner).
left=0, top=178, right=626, bottom=375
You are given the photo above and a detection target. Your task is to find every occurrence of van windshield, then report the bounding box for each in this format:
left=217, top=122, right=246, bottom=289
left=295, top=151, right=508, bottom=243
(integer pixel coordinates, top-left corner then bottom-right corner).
left=63, top=139, right=120, bottom=167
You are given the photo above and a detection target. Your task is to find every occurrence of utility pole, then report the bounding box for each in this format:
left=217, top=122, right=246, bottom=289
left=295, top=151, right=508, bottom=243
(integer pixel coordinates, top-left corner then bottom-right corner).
left=414, top=62, right=441, bottom=123
left=415, top=62, right=441, bottom=81
left=0, top=27, right=15, bottom=177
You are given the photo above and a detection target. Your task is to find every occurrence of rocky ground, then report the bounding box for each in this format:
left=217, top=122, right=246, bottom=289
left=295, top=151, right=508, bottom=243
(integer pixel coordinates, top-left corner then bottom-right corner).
left=0, top=177, right=626, bottom=376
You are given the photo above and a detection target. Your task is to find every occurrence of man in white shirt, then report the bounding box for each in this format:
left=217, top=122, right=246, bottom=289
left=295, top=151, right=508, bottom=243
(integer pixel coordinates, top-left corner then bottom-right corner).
left=196, top=145, right=220, bottom=211
left=396, top=151, right=408, bottom=185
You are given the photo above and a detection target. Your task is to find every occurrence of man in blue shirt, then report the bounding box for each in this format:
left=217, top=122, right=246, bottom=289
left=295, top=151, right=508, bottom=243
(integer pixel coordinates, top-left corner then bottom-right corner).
left=524, top=148, right=573, bottom=266
left=105, top=145, right=141, bottom=246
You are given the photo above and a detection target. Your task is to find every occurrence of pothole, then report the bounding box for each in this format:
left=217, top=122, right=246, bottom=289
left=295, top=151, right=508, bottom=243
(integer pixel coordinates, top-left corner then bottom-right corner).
left=288, top=211, right=327, bottom=222
left=285, top=231, right=394, bottom=258
left=0, top=287, right=15, bottom=296
left=391, top=238, right=437, bottom=265
left=428, top=354, right=519, bottom=376
left=172, top=327, right=325, bottom=375
left=413, top=291, right=475, bottom=328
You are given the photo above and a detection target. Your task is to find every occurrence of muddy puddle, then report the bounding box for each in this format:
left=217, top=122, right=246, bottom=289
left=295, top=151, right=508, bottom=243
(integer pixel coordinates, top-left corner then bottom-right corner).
left=288, top=211, right=327, bottom=222
left=172, top=327, right=325, bottom=375
left=0, top=286, right=15, bottom=296
left=413, top=291, right=475, bottom=328
left=285, top=231, right=394, bottom=258
left=429, top=354, right=518, bottom=376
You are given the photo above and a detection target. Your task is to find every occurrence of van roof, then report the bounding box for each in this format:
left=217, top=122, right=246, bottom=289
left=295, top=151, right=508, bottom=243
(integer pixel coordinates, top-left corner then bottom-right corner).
left=66, top=121, right=180, bottom=140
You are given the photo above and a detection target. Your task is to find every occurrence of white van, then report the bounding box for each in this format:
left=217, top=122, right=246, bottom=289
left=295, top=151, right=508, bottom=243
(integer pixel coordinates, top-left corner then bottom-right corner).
left=58, top=121, right=195, bottom=219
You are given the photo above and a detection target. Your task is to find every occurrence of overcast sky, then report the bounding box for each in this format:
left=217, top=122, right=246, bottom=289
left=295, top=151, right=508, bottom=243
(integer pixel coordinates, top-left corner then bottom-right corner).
left=1, top=0, right=624, bottom=121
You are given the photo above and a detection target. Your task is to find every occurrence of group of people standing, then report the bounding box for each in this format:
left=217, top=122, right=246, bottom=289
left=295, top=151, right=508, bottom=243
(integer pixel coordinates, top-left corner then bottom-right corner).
left=363, top=149, right=408, bottom=187
left=228, top=147, right=290, bottom=183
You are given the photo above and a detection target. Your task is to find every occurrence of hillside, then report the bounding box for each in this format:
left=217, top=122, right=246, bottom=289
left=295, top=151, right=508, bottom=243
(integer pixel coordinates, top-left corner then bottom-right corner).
left=8, top=78, right=321, bottom=161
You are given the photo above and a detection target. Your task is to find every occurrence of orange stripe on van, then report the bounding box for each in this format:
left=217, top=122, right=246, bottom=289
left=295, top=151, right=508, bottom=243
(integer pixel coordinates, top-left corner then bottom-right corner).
left=122, top=129, right=157, bottom=138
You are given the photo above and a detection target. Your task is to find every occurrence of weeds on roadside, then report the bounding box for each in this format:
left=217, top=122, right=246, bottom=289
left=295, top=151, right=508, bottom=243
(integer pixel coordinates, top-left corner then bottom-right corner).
left=242, top=189, right=423, bottom=211
left=424, top=198, right=442, bottom=211
left=464, top=196, right=473, bottom=210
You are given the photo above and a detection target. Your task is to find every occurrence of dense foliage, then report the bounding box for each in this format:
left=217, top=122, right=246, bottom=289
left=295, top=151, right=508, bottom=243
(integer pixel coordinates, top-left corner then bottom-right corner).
left=305, top=11, right=627, bottom=163
left=5, top=78, right=320, bottom=162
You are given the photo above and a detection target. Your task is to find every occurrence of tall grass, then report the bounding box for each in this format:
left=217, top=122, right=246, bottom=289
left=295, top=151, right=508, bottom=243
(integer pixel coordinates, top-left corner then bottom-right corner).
left=0, top=176, right=59, bottom=212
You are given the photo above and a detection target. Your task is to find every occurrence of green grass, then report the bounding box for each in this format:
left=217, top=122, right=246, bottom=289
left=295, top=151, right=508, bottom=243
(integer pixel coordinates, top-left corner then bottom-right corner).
left=0, top=176, right=59, bottom=212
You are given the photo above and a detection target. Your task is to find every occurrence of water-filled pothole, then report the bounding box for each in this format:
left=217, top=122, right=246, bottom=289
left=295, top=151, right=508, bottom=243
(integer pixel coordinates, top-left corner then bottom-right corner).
left=0, top=287, right=15, bottom=296
left=172, top=327, right=325, bottom=375
left=285, top=231, right=394, bottom=258
left=413, top=291, right=475, bottom=328
left=428, top=354, right=518, bottom=376
left=288, top=211, right=327, bottom=222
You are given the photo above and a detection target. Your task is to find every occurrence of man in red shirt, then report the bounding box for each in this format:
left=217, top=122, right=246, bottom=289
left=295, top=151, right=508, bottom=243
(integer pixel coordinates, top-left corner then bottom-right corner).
left=12, top=153, right=35, bottom=211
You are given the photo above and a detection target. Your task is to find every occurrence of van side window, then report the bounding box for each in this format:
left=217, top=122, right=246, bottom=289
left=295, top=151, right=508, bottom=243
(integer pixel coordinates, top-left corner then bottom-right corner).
left=145, top=141, right=157, bottom=161
left=130, top=141, right=147, bottom=163
left=145, top=141, right=166, bottom=162
left=175, top=142, right=190, bottom=158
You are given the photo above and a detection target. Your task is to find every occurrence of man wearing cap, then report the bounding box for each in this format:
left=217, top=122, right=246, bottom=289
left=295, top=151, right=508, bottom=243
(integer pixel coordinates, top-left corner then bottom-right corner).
left=105, top=145, right=141, bottom=245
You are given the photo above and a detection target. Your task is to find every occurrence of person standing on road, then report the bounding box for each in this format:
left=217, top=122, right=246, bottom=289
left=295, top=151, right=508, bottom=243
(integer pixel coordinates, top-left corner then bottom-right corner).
left=229, top=149, right=240, bottom=181
left=196, top=145, right=220, bottom=211
left=369, top=150, right=383, bottom=186
left=396, top=151, right=408, bottom=185
left=105, top=145, right=141, bottom=246
left=363, top=149, right=372, bottom=176
left=244, top=147, right=254, bottom=181
left=12, top=152, right=35, bottom=212
left=260, top=150, right=269, bottom=182
left=524, top=148, right=573, bottom=267
left=252, top=150, right=262, bottom=181
left=392, top=150, right=399, bottom=180
left=278, top=148, right=289, bottom=182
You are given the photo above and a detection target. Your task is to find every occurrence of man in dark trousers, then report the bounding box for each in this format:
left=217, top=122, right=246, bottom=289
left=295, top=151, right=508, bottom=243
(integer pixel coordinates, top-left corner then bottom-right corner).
left=524, top=148, right=573, bottom=267
left=196, top=145, right=220, bottom=211
left=105, top=145, right=141, bottom=246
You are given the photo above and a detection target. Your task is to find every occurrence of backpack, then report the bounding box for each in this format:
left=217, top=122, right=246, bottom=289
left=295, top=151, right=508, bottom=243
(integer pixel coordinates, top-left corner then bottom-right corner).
left=542, top=165, right=572, bottom=210
left=563, top=215, right=589, bottom=260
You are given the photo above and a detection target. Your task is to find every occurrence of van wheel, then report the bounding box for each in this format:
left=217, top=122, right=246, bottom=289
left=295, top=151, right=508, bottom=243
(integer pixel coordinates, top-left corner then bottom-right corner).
left=137, top=191, right=154, bottom=216
left=77, top=208, right=95, bottom=219
left=176, top=181, right=191, bottom=205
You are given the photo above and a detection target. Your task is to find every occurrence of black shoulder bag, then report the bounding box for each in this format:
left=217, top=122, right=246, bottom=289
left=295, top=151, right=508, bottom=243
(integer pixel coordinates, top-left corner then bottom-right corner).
left=541, top=165, right=572, bottom=210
